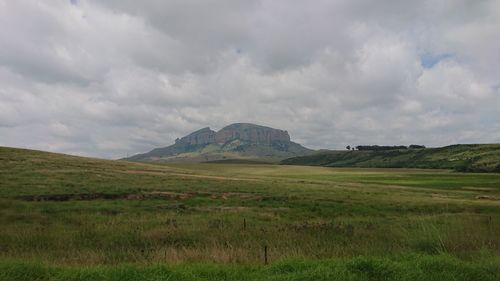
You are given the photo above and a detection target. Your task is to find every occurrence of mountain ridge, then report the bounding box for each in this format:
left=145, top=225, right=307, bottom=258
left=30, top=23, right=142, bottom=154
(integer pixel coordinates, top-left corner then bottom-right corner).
left=125, top=123, right=313, bottom=162
left=281, top=143, right=500, bottom=172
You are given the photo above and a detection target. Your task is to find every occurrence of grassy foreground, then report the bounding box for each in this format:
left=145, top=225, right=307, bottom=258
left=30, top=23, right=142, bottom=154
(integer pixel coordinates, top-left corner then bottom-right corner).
left=1, top=146, right=500, bottom=279
left=2, top=255, right=499, bottom=281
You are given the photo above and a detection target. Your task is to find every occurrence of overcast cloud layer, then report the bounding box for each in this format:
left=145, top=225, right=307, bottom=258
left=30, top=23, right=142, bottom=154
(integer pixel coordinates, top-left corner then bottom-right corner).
left=1, top=0, right=499, bottom=158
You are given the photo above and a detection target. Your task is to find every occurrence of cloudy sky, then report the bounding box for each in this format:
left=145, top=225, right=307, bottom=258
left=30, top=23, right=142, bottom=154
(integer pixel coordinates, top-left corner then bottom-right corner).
left=1, top=0, right=499, bottom=158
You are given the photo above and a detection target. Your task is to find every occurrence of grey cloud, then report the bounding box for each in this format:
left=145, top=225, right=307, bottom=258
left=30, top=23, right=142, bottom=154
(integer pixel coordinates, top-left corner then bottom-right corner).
left=0, top=0, right=499, bottom=158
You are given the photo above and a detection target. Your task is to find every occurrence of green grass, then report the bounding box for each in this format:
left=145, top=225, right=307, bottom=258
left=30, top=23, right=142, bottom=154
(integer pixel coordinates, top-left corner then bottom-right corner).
left=1, top=146, right=500, bottom=279
left=1, top=254, right=499, bottom=281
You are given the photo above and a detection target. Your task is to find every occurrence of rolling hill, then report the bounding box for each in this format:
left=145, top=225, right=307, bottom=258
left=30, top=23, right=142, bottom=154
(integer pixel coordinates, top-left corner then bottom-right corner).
left=125, top=123, right=314, bottom=162
left=281, top=143, right=500, bottom=172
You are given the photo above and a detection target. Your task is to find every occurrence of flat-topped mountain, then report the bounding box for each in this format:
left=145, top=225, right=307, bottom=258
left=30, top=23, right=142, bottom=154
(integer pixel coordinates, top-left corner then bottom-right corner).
left=125, top=123, right=313, bottom=162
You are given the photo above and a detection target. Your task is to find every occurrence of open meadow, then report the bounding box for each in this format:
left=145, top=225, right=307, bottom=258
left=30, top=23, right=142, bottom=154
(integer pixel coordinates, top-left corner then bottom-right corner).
left=1, top=147, right=500, bottom=280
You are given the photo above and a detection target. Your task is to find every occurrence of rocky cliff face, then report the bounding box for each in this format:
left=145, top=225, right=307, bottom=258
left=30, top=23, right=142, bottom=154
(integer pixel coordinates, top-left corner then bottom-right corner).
left=215, top=123, right=290, bottom=144
left=175, top=127, right=216, bottom=145
left=125, top=123, right=312, bottom=162
left=175, top=123, right=291, bottom=146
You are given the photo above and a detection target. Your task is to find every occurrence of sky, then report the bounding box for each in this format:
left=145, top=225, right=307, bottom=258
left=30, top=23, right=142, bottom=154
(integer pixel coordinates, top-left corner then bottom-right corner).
left=0, top=0, right=499, bottom=159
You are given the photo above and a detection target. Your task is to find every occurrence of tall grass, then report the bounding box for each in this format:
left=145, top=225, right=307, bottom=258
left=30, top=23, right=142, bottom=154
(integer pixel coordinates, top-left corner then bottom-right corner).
left=1, top=147, right=500, bottom=274
left=1, top=200, right=499, bottom=265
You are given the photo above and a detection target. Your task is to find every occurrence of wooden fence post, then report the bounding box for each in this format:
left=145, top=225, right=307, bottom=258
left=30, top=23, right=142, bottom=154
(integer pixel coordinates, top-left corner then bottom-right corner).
left=264, top=245, right=268, bottom=265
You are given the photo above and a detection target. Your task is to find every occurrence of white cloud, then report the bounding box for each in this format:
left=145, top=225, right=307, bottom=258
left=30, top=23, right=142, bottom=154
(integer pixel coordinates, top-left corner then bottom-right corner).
left=0, top=0, right=499, bottom=158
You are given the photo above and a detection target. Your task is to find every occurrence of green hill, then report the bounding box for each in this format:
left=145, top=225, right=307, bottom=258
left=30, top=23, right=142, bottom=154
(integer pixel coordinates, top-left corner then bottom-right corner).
left=281, top=144, right=500, bottom=172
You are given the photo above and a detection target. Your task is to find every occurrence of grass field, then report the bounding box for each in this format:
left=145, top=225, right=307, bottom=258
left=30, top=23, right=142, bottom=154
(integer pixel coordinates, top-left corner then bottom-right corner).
left=1, top=146, right=500, bottom=280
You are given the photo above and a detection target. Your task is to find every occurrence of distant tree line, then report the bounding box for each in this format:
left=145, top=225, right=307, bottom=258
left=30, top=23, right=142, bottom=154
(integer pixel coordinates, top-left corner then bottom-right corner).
left=408, top=144, right=426, bottom=149
left=346, top=144, right=426, bottom=151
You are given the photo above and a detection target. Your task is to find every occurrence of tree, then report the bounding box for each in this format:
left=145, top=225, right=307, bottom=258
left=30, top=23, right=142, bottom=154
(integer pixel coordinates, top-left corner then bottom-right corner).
left=409, top=144, right=426, bottom=149
left=355, top=145, right=408, bottom=151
